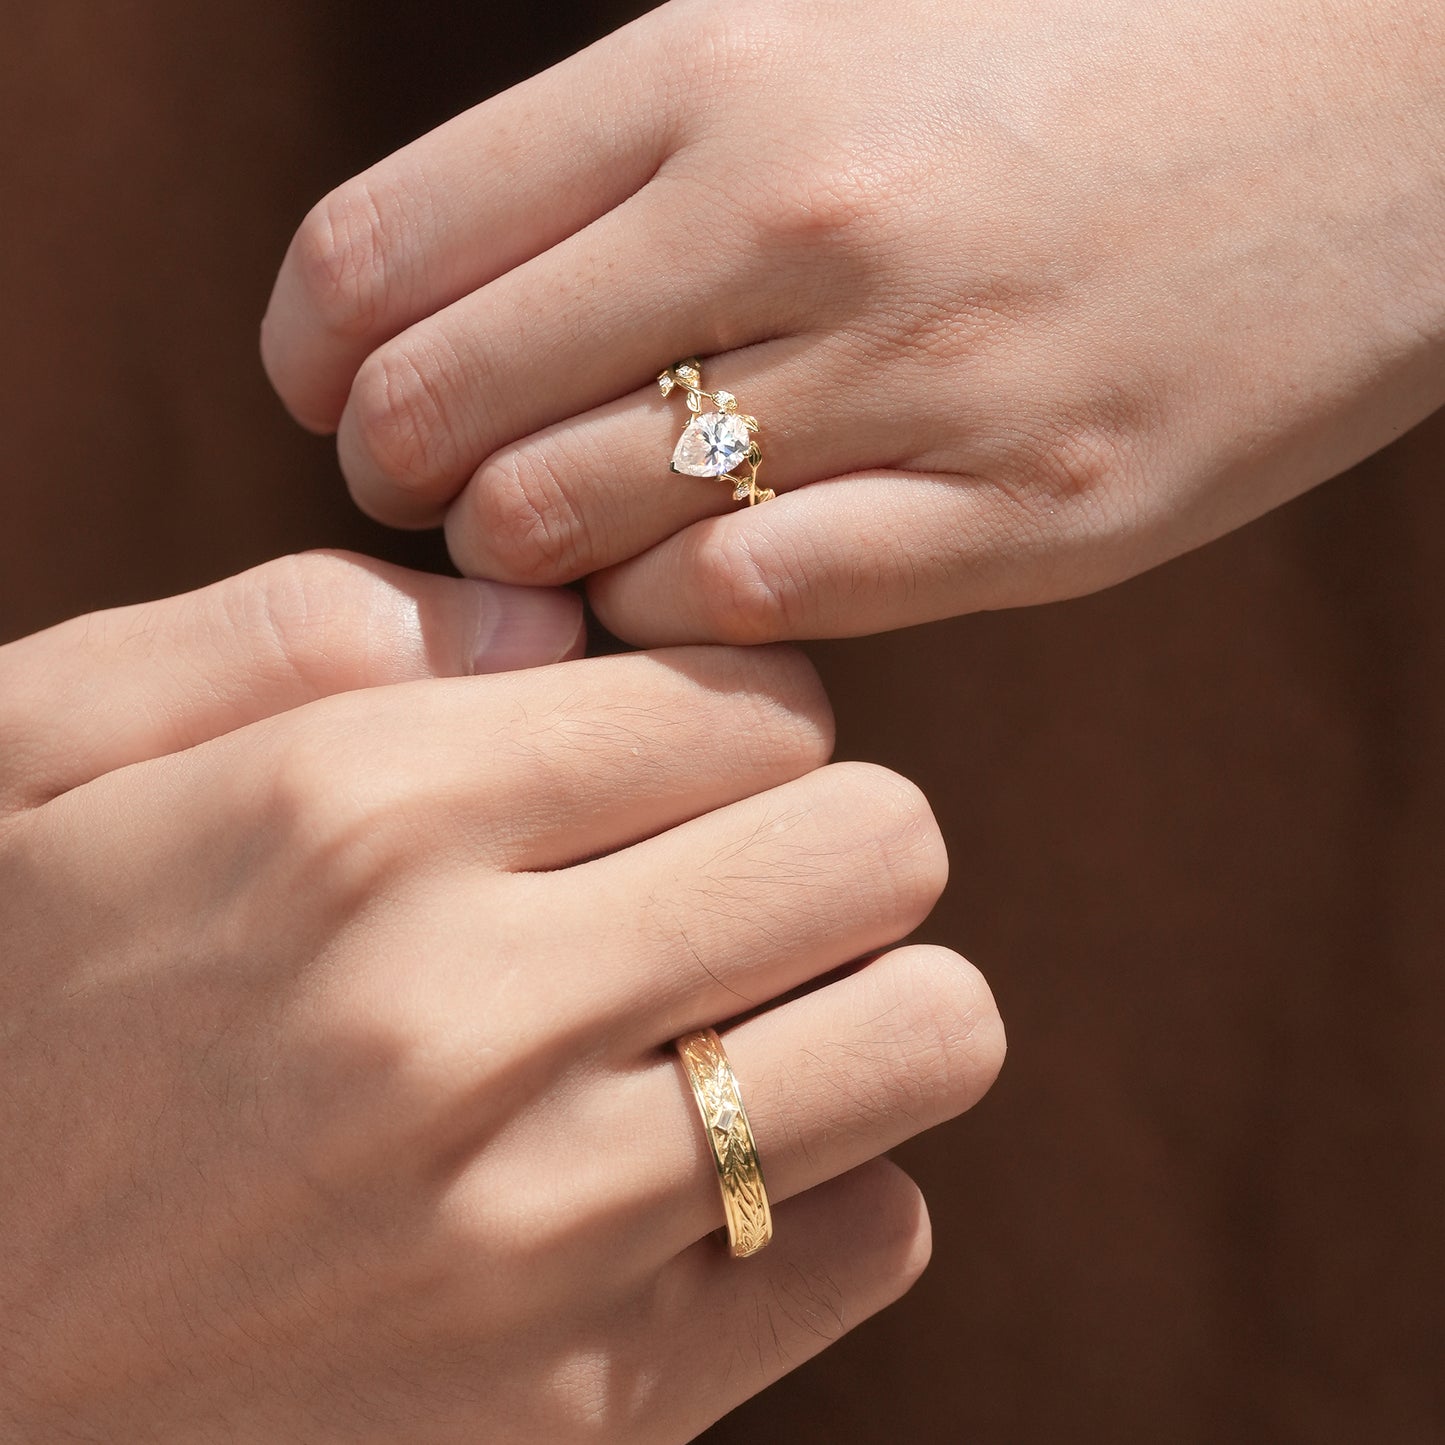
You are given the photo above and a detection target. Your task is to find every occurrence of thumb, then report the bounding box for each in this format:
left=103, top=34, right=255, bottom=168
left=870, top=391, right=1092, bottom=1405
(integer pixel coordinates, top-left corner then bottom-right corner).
left=0, top=550, right=583, bottom=809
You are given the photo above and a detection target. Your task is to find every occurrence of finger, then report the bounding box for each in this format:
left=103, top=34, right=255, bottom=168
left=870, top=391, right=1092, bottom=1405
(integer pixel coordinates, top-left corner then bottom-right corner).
left=0, top=551, right=583, bottom=809
left=199, top=644, right=836, bottom=880
left=637, top=944, right=1005, bottom=1260
left=332, top=181, right=821, bottom=530
left=645, top=1159, right=932, bottom=1443
left=261, top=19, right=677, bottom=432
left=430, top=1161, right=928, bottom=1443
left=548, top=763, right=948, bottom=1045
left=444, top=333, right=916, bottom=586
left=587, top=469, right=1106, bottom=645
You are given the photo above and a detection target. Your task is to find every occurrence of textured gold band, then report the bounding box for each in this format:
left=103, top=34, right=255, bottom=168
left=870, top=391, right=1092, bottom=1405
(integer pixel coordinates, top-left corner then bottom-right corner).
left=674, top=1027, right=773, bottom=1258
left=659, top=359, right=774, bottom=506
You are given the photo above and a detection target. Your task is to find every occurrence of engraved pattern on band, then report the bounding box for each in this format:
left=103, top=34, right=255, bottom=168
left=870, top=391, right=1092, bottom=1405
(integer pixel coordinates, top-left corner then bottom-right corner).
left=674, top=1027, right=773, bottom=1257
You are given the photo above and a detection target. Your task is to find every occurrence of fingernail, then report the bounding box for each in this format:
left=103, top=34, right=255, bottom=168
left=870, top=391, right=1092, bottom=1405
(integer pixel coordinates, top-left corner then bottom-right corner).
left=469, top=581, right=585, bottom=674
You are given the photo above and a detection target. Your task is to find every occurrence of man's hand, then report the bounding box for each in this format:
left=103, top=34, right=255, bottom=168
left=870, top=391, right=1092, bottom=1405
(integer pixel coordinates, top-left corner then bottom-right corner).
left=0, top=553, right=1003, bottom=1442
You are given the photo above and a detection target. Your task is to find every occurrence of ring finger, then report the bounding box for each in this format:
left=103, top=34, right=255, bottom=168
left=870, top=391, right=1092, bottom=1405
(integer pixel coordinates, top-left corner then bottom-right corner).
left=442, top=332, right=932, bottom=585
left=634, top=941, right=1004, bottom=1262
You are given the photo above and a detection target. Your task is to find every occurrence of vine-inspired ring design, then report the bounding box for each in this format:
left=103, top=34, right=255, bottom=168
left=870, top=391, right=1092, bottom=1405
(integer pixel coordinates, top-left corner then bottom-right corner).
left=659, top=360, right=774, bottom=507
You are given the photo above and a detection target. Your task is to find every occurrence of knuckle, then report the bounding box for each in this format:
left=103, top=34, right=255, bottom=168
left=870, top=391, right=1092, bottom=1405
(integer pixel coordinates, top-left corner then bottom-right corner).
left=751, top=159, right=889, bottom=253
left=260, top=714, right=357, bottom=829
left=348, top=339, right=460, bottom=500
left=309, top=958, right=545, bottom=1164
left=291, top=182, right=394, bottom=341
left=1029, top=421, right=1134, bottom=506
left=469, top=449, right=588, bottom=584
left=951, top=414, right=1151, bottom=612
left=828, top=762, right=947, bottom=921
left=849, top=1162, right=933, bottom=1295
left=691, top=643, right=836, bottom=770
left=256, top=710, right=409, bottom=903
left=991, top=404, right=1150, bottom=547
left=690, top=526, right=807, bottom=645
left=231, top=552, right=392, bottom=683
left=884, top=946, right=1006, bottom=1121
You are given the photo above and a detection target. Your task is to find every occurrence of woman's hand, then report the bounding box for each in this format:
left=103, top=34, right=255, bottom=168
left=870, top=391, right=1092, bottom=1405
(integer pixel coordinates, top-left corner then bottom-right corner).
left=261, top=0, right=1445, bottom=644
left=0, top=552, right=1003, bottom=1443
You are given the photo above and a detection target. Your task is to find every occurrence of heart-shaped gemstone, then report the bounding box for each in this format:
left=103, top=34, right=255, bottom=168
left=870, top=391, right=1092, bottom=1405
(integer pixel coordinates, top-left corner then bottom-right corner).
left=671, top=411, right=752, bottom=477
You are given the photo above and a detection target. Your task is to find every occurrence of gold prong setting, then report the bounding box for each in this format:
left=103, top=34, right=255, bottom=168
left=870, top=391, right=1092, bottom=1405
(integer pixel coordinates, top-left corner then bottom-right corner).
left=659, top=359, right=774, bottom=506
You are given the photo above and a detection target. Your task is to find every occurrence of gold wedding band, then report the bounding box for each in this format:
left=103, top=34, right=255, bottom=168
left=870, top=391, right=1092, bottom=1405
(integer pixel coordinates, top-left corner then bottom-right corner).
left=659, top=359, right=775, bottom=506
left=674, top=1027, right=773, bottom=1257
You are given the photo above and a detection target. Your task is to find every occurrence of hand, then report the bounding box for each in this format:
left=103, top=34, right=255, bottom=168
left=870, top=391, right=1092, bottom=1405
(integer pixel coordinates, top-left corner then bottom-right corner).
left=0, top=551, right=1003, bottom=1443
left=261, top=0, right=1445, bottom=645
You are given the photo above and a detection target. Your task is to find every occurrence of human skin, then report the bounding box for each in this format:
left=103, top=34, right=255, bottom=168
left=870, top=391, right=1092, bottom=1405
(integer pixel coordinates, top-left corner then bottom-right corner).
left=0, top=551, right=1003, bottom=1443
left=260, top=0, right=1445, bottom=644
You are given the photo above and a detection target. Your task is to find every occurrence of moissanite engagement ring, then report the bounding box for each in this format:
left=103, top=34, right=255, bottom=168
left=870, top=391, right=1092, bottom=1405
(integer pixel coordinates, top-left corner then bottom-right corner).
left=659, top=360, right=775, bottom=506
left=674, top=1027, right=773, bottom=1258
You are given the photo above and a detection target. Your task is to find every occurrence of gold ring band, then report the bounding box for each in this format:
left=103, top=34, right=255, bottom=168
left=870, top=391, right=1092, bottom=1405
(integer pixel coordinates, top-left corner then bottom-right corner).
left=674, top=1027, right=773, bottom=1257
left=659, top=359, right=775, bottom=506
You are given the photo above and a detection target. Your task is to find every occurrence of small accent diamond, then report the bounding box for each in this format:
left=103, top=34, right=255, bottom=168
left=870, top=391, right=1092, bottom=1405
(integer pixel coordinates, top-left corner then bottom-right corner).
left=711, top=1101, right=739, bottom=1134
left=657, top=373, right=675, bottom=397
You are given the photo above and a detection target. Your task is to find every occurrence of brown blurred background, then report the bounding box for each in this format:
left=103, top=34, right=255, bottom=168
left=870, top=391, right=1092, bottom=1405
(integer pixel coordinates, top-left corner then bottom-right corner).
left=2, top=3, right=1441, bottom=1440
